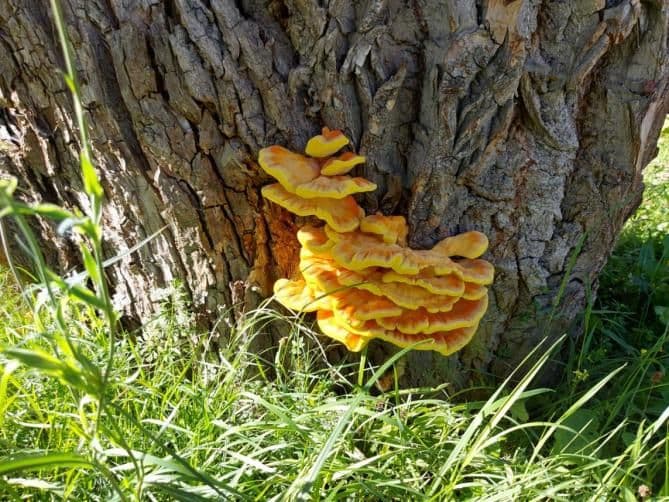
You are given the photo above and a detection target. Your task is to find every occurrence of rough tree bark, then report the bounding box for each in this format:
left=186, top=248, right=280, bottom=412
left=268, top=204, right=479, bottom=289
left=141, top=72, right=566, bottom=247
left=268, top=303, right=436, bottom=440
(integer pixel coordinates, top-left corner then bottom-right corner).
left=0, top=0, right=667, bottom=388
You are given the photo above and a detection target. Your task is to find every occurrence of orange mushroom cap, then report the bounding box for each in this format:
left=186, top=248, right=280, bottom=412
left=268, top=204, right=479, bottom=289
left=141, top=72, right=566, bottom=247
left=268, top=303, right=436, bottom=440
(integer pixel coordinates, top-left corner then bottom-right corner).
left=360, top=214, right=409, bottom=246
left=296, top=225, right=334, bottom=254
left=258, top=128, right=494, bottom=357
left=305, top=127, right=350, bottom=158
left=376, top=296, right=489, bottom=334
left=258, top=146, right=320, bottom=192
left=370, top=282, right=459, bottom=313
left=334, top=266, right=381, bottom=287
left=262, top=183, right=364, bottom=232
left=433, top=231, right=489, bottom=259
left=316, top=310, right=370, bottom=352
left=402, top=249, right=461, bottom=276
left=273, top=278, right=331, bottom=312
left=322, top=312, right=479, bottom=356
left=299, top=250, right=343, bottom=289
left=325, top=228, right=493, bottom=282
left=336, top=267, right=459, bottom=312
left=462, top=283, right=488, bottom=300
left=321, top=152, right=366, bottom=176
left=294, top=175, right=377, bottom=199
left=328, top=230, right=462, bottom=276
left=299, top=253, right=403, bottom=326
left=439, top=259, right=495, bottom=285
left=325, top=315, right=394, bottom=340
left=323, top=224, right=347, bottom=243
left=327, top=230, right=408, bottom=272
left=330, top=288, right=404, bottom=327
left=376, top=325, right=478, bottom=356
left=381, top=269, right=464, bottom=296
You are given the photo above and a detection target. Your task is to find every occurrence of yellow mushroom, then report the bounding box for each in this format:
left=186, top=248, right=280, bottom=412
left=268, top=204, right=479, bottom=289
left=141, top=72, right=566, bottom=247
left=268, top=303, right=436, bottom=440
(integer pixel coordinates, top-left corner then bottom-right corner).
left=258, top=146, right=320, bottom=193
left=360, top=213, right=409, bottom=246
left=462, top=283, right=488, bottom=300
left=376, top=296, right=489, bottom=334
left=305, top=127, right=349, bottom=157
left=432, top=230, right=489, bottom=259
left=375, top=325, right=478, bottom=356
left=316, top=310, right=370, bottom=352
left=259, top=128, right=495, bottom=357
left=296, top=225, right=334, bottom=254
left=273, top=278, right=331, bottom=312
left=336, top=267, right=460, bottom=312
left=320, top=152, right=367, bottom=176
left=381, top=269, right=464, bottom=296
left=294, top=175, right=377, bottom=199
left=262, top=183, right=364, bottom=233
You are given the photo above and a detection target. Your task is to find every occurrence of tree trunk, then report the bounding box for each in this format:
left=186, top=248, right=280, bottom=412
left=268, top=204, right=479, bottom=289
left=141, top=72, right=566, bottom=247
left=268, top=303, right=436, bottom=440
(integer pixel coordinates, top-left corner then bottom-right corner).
left=1, top=0, right=667, bottom=387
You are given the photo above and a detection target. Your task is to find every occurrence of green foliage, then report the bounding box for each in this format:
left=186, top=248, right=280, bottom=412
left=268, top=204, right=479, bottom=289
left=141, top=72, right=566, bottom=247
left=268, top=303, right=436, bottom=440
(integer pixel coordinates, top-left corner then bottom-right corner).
left=0, top=267, right=667, bottom=499
left=0, top=2, right=666, bottom=498
left=600, top=124, right=669, bottom=337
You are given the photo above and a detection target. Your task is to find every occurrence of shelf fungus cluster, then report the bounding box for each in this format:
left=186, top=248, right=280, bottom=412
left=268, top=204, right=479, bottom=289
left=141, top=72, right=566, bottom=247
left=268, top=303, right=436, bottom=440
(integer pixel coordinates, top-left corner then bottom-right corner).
left=259, top=128, right=494, bottom=356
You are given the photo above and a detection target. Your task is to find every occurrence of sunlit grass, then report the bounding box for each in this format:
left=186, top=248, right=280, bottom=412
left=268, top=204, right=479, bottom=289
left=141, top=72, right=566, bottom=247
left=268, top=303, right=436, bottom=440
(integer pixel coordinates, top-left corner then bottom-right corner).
left=1, top=278, right=667, bottom=499
left=0, top=1, right=667, bottom=497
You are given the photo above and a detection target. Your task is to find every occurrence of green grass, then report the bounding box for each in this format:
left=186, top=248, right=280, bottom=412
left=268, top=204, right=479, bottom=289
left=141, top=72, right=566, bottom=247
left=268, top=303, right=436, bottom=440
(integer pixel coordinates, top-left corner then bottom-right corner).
left=1, top=270, right=667, bottom=500
left=0, top=3, right=667, bottom=498
left=599, top=125, right=669, bottom=338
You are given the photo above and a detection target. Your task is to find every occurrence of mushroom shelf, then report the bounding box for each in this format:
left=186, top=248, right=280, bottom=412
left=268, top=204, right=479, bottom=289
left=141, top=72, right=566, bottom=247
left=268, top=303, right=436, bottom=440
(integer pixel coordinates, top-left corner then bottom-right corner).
left=259, top=128, right=494, bottom=356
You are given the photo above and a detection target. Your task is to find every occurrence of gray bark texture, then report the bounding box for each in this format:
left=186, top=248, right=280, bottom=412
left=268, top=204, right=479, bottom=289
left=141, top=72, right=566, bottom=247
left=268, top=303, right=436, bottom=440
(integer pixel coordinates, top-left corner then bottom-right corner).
left=0, top=0, right=667, bottom=388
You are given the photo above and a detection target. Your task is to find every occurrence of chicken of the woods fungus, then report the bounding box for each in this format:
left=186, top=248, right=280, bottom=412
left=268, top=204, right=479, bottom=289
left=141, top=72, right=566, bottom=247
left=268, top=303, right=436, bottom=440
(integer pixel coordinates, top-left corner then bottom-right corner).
left=258, top=128, right=494, bottom=356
